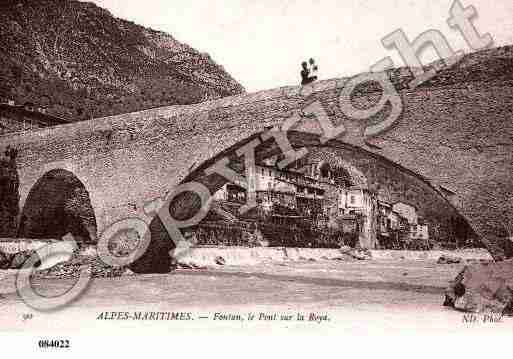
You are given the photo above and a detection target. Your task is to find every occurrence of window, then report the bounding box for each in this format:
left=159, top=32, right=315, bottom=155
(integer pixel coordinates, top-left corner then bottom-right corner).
left=350, top=195, right=355, bottom=204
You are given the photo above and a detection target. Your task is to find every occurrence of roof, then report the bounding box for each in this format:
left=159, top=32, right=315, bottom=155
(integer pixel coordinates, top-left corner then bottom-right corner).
left=390, top=210, right=408, bottom=221
left=256, top=163, right=325, bottom=190
left=378, top=200, right=392, bottom=208
left=0, top=103, right=71, bottom=126
left=347, top=185, right=369, bottom=192
left=340, top=214, right=358, bottom=220
left=392, top=201, right=418, bottom=211
left=439, top=185, right=457, bottom=196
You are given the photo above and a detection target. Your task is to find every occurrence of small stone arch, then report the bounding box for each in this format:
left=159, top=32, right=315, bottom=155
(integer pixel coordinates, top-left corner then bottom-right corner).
left=318, top=160, right=331, bottom=178
left=316, top=158, right=365, bottom=188
left=18, top=169, right=97, bottom=243
left=306, top=150, right=367, bottom=188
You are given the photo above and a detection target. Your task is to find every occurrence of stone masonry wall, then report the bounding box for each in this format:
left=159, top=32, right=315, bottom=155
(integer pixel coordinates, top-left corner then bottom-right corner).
left=1, top=48, right=512, bottom=260
left=0, top=155, right=19, bottom=237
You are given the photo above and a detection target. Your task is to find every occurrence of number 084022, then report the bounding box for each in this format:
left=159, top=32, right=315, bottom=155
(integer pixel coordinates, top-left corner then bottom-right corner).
left=38, top=339, right=70, bottom=349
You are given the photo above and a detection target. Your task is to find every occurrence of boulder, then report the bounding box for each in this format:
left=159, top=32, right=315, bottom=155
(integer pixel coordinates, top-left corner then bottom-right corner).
left=339, top=245, right=352, bottom=253
left=9, top=250, right=40, bottom=270
left=444, top=258, right=513, bottom=314
left=177, top=262, right=195, bottom=269
left=339, top=246, right=372, bottom=260
left=215, top=256, right=226, bottom=266
left=177, top=261, right=206, bottom=270
left=466, top=258, right=493, bottom=265
left=437, top=254, right=462, bottom=264
left=122, top=268, right=135, bottom=276
left=38, top=255, right=124, bottom=279
left=79, top=246, right=97, bottom=257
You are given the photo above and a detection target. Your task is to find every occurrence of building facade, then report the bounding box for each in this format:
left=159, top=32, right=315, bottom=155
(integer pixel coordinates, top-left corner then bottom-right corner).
left=210, top=158, right=432, bottom=250
left=212, top=158, right=378, bottom=248
left=0, top=103, right=70, bottom=135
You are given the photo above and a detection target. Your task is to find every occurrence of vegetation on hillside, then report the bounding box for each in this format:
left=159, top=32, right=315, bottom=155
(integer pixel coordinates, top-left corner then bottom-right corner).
left=0, top=0, right=244, bottom=121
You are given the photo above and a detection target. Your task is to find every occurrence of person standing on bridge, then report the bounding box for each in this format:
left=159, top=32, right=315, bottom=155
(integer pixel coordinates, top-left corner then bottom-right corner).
left=300, top=58, right=318, bottom=85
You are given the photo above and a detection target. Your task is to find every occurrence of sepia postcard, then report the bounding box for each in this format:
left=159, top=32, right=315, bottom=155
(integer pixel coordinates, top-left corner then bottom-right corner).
left=0, top=0, right=512, bottom=355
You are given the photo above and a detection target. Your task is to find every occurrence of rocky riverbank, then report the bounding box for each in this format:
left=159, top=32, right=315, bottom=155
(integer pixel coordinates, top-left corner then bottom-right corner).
left=0, top=244, right=492, bottom=279
left=1, top=243, right=509, bottom=317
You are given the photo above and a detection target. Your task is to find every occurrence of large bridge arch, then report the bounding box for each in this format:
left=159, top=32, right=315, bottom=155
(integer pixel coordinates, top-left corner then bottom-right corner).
left=129, top=130, right=477, bottom=273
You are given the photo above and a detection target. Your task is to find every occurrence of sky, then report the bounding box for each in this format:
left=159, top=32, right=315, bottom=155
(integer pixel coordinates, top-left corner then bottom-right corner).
left=90, top=0, right=513, bottom=92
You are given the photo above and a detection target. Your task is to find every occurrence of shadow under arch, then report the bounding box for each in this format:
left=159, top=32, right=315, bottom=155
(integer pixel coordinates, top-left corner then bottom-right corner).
left=315, top=156, right=367, bottom=188
left=18, top=169, right=97, bottom=244
left=319, top=161, right=354, bottom=185
left=130, top=130, right=480, bottom=273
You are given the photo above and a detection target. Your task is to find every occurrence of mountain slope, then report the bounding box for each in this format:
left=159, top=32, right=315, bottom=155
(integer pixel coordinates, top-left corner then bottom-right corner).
left=0, top=0, right=244, bottom=120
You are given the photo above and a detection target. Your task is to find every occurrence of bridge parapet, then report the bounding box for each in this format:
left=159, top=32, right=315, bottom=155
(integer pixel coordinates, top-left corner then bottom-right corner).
left=0, top=74, right=512, bottom=260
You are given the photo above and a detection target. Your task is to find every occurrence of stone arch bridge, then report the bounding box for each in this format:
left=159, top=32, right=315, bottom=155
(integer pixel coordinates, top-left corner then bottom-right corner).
left=1, top=76, right=512, bottom=262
